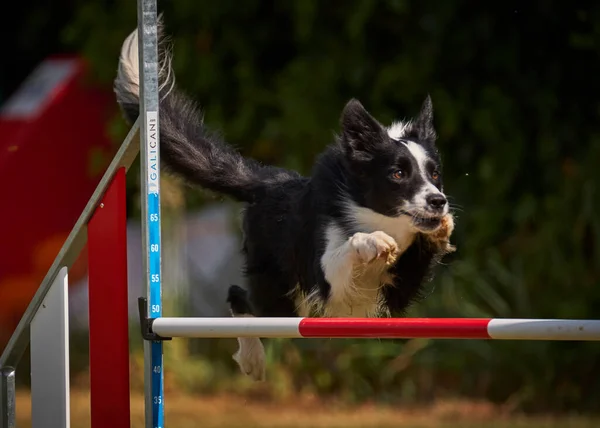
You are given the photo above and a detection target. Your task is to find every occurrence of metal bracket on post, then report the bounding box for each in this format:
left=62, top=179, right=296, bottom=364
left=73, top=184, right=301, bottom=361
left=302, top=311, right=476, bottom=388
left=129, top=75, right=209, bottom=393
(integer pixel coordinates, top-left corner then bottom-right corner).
left=0, top=367, right=16, bottom=428
left=137, top=297, right=172, bottom=341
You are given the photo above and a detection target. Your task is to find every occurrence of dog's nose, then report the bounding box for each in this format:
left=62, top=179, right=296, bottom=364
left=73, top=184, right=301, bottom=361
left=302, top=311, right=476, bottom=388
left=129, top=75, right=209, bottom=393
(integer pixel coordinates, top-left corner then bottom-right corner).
left=426, top=194, right=447, bottom=210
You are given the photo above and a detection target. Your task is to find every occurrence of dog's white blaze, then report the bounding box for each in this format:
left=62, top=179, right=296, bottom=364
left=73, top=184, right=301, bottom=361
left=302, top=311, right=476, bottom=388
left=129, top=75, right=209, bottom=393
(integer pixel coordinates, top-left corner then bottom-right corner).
left=404, top=140, right=437, bottom=194
left=387, top=124, right=445, bottom=203
left=404, top=141, right=429, bottom=178
left=402, top=140, right=448, bottom=214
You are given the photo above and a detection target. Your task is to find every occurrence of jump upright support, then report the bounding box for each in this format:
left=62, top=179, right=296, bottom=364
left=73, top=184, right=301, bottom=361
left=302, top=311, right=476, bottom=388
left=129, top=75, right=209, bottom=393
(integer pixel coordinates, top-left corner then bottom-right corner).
left=136, top=1, right=165, bottom=427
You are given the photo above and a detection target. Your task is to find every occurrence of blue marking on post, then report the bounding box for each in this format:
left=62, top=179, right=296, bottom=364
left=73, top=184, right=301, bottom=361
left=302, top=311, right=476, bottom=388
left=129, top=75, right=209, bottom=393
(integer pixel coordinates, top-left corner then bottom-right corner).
left=146, top=110, right=164, bottom=428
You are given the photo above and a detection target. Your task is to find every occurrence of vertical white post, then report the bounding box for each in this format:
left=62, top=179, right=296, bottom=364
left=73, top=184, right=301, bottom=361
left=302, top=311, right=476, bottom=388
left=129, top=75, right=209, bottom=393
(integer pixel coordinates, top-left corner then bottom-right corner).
left=30, top=266, right=70, bottom=428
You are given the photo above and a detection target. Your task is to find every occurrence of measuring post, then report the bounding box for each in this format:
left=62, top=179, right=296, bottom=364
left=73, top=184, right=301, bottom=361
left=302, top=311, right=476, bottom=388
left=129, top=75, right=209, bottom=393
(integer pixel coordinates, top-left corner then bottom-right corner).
left=137, top=0, right=164, bottom=427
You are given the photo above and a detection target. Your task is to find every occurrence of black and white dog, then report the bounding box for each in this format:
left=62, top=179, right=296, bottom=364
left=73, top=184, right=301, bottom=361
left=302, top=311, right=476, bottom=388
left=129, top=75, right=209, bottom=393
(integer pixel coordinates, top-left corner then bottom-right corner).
left=114, top=23, right=456, bottom=381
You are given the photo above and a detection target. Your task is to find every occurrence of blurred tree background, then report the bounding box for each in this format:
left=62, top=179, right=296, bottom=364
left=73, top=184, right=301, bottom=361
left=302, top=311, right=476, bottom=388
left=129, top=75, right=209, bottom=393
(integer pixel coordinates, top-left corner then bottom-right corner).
left=11, top=0, right=600, bottom=415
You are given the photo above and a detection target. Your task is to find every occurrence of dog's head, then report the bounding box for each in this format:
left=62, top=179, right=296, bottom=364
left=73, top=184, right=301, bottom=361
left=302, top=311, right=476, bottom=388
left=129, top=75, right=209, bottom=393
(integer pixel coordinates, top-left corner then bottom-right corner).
left=339, top=96, right=448, bottom=232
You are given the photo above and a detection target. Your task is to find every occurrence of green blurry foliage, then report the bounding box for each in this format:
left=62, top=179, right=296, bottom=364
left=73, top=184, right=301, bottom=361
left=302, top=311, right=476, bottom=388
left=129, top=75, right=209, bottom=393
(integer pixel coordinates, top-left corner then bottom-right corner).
left=63, top=0, right=600, bottom=413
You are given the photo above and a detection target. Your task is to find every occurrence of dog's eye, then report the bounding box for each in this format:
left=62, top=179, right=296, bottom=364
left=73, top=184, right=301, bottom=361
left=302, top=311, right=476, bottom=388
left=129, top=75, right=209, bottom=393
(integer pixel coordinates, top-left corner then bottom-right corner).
left=392, top=170, right=405, bottom=179
left=431, top=171, right=440, bottom=180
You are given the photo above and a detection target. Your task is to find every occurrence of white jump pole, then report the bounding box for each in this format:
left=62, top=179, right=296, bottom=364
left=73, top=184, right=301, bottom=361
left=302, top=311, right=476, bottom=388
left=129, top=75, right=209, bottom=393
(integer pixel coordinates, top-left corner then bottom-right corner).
left=140, top=316, right=600, bottom=341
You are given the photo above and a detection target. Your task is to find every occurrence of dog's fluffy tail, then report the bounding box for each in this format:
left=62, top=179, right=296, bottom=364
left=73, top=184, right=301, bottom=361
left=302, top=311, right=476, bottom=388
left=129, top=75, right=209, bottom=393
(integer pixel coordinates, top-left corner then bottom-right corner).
left=114, top=21, right=294, bottom=203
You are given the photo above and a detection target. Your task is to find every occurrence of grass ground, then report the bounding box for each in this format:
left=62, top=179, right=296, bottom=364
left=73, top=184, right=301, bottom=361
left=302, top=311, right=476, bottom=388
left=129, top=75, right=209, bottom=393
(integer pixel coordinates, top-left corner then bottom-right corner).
left=14, top=388, right=599, bottom=428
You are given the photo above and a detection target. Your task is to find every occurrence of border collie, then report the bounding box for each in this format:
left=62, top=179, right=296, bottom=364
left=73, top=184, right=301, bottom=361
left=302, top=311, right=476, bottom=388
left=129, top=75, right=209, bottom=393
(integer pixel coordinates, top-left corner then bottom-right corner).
left=114, top=21, right=456, bottom=381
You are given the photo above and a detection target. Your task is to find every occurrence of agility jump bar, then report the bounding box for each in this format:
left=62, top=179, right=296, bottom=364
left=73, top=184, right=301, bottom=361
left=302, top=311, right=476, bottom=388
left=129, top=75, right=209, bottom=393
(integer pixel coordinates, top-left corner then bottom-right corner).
left=138, top=298, right=600, bottom=341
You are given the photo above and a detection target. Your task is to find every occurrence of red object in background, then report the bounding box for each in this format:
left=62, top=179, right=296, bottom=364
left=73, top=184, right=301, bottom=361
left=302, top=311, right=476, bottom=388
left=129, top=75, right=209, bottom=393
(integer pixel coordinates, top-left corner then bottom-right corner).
left=0, top=55, right=118, bottom=347
left=88, top=168, right=130, bottom=428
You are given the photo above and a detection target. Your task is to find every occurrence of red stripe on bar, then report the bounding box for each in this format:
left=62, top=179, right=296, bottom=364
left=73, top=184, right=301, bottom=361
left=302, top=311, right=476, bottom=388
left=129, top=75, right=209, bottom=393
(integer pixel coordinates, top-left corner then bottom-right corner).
left=88, top=168, right=131, bottom=428
left=298, top=318, right=492, bottom=339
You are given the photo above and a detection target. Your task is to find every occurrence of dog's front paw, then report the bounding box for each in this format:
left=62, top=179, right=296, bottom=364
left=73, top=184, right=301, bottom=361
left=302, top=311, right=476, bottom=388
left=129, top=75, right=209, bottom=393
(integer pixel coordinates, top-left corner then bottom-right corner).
left=425, top=214, right=456, bottom=254
left=349, top=231, right=399, bottom=265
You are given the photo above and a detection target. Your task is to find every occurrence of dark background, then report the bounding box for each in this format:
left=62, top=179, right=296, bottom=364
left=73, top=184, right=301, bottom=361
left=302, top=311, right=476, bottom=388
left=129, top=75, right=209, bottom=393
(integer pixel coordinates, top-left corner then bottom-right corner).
left=3, top=0, right=600, bottom=414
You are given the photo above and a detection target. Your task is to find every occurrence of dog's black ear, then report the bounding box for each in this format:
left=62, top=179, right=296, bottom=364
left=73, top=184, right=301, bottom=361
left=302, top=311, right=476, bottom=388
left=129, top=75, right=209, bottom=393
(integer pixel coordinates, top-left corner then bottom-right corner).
left=412, top=95, right=437, bottom=141
left=340, top=99, right=385, bottom=154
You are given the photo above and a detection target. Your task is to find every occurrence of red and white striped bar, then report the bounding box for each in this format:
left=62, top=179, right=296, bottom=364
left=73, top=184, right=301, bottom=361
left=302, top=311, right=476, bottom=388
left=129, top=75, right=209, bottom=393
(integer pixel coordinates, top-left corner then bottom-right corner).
left=150, top=317, right=600, bottom=341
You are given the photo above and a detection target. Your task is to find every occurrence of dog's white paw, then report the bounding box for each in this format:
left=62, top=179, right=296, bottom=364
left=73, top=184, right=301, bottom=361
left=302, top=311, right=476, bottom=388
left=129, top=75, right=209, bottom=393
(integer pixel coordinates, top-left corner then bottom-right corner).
left=232, top=337, right=266, bottom=381
left=349, top=231, right=399, bottom=265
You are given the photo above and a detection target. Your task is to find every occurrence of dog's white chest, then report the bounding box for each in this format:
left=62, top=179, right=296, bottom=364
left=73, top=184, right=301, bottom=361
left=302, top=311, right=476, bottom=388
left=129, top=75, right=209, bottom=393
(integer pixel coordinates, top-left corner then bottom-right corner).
left=324, top=264, right=391, bottom=317
left=317, top=212, right=416, bottom=318
left=294, top=268, right=391, bottom=318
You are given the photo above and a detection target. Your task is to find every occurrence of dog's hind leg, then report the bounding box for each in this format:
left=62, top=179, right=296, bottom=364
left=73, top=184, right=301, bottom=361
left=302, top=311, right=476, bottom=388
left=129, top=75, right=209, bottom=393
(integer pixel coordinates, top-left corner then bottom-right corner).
left=226, top=285, right=266, bottom=381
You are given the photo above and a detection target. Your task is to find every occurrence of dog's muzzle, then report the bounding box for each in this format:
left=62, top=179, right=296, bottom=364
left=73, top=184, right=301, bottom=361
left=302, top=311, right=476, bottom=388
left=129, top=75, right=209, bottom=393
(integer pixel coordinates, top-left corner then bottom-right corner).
left=425, top=193, right=447, bottom=213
